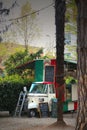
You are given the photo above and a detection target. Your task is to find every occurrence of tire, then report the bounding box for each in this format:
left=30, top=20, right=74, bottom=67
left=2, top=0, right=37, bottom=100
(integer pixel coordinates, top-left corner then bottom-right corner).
left=28, top=109, right=36, bottom=117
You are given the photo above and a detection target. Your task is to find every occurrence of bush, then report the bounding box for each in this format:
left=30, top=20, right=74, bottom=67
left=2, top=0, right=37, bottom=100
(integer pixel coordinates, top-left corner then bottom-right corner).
left=0, top=74, right=32, bottom=115
left=65, top=76, right=77, bottom=85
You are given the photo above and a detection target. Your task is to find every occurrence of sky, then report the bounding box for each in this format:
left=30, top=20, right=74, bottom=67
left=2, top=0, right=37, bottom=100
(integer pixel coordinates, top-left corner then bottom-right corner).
left=0, top=0, right=56, bottom=53
left=0, top=0, right=77, bottom=59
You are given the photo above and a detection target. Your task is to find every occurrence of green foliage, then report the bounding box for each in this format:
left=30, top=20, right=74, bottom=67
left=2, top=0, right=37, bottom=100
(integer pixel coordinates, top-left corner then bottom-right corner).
left=29, top=48, right=43, bottom=59
left=4, top=50, right=28, bottom=75
left=0, top=42, right=42, bottom=63
left=66, top=0, right=77, bottom=23
left=4, top=49, right=43, bottom=76
left=0, top=47, right=43, bottom=114
left=65, top=0, right=77, bottom=34
left=0, top=74, right=32, bottom=114
left=65, top=76, right=77, bottom=85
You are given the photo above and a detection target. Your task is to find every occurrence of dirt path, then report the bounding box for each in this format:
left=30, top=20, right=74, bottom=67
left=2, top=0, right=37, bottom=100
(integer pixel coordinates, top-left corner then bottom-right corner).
left=0, top=113, right=76, bottom=130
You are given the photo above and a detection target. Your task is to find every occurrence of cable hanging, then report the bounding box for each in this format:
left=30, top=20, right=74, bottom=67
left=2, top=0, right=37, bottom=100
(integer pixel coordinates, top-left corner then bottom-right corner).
left=0, top=2, right=54, bottom=35
left=1, top=2, right=54, bottom=23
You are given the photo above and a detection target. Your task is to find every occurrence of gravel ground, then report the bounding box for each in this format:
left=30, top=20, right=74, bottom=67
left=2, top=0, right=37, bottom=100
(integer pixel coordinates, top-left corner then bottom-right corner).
left=0, top=113, right=77, bottom=130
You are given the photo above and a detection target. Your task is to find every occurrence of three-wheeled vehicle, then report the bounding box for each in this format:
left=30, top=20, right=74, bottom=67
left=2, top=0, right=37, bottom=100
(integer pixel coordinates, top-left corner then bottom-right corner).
left=27, top=81, right=56, bottom=117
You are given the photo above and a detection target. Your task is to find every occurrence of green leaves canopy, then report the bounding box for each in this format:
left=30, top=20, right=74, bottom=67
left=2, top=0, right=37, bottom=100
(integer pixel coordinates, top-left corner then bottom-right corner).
left=4, top=49, right=43, bottom=75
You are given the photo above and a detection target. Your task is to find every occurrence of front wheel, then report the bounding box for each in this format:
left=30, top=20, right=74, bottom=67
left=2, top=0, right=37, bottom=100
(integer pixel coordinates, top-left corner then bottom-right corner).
left=28, top=109, right=37, bottom=117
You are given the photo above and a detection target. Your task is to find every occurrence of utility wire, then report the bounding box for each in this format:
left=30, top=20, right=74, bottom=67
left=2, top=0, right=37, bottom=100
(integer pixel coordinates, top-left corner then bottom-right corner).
left=1, top=2, right=54, bottom=23
left=0, top=2, right=54, bottom=34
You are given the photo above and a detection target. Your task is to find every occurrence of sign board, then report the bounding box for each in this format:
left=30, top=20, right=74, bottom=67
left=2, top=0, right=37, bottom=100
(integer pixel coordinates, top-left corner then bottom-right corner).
left=39, top=102, right=49, bottom=117
left=45, top=66, right=54, bottom=82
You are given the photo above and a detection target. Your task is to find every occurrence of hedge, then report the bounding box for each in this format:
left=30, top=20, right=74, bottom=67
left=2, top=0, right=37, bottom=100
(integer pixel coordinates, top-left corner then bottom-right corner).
left=0, top=74, right=32, bottom=115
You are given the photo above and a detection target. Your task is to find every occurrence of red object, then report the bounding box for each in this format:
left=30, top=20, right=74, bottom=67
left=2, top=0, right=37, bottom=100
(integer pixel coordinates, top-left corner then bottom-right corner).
left=42, top=81, right=54, bottom=85
left=51, top=59, right=56, bottom=66
left=74, top=102, right=78, bottom=110
left=51, top=59, right=65, bottom=101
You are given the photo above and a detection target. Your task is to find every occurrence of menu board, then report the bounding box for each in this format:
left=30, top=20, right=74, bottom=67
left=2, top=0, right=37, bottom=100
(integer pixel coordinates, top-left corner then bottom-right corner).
left=39, top=102, right=49, bottom=117
left=45, top=66, right=54, bottom=82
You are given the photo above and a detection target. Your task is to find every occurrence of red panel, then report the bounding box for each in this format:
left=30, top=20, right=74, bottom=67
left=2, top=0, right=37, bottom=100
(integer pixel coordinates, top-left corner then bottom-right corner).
left=51, top=59, right=56, bottom=66
left=74, top=102, right=78, bottom=110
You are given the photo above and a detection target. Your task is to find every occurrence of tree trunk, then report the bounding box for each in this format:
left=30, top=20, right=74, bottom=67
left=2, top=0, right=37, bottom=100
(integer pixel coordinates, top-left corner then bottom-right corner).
left=55, top=0, right=66, bottom=124
left=75, top=0, right=87, bottom=130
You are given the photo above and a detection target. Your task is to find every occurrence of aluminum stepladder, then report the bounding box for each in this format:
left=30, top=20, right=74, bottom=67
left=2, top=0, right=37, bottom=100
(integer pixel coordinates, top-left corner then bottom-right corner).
left=14, top=91, right=27, bottom=117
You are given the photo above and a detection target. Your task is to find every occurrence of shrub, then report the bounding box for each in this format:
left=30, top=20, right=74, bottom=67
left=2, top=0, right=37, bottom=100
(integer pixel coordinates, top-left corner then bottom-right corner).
left=0, top=74, right=32, bottom=115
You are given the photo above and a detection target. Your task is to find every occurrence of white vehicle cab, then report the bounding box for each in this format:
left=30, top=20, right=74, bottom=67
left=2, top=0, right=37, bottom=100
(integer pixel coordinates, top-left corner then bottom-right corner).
left=27, top=81, right=56, bottom=117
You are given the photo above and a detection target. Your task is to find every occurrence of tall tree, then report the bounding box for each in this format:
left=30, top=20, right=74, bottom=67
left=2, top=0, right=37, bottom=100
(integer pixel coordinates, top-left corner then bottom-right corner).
left=55, top=0, right=66, bottom=125
left=75, top=0, right=87, bottom=130
left=15, top=1, right=39, bottom=50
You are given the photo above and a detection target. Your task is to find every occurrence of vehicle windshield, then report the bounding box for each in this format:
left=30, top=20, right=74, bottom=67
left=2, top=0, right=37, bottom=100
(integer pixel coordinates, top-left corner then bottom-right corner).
left=29, top=83, right=48, bottom=94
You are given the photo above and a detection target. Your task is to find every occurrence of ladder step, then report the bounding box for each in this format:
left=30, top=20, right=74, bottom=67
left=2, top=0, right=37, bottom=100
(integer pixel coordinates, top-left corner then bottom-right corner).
left=14, top=91, right=27, bottom=117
